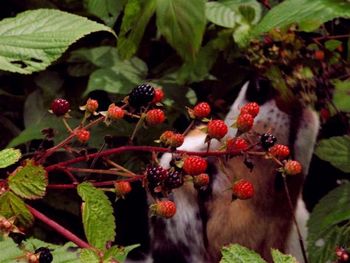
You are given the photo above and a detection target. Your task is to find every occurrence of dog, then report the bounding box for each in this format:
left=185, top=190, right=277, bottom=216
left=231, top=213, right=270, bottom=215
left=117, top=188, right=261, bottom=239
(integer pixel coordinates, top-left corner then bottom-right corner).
left=138, top=80, right=319, bottom=263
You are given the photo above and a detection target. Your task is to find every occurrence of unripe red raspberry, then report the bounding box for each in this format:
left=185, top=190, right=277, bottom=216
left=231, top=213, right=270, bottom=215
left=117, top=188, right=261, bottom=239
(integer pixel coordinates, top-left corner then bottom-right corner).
left=146, top=109, right=165, bottom=125
left=236, top=113, right=254, bottom=132
left=75, top=129, right=90, bottom=143
left=183, top=156, right=207, bottom=175
left=160, top=130, right=175, bottom=145
left=108, top=103, right=125, bottom=120
left=51, top=98, right=70, bottom=116
left=85, top=98, right=98, bottom=113
left=193, top=173, right=210, bottom=188
left=193, top=102, right=211, bottom=118
left=240, top=102, right=259, bottom=117
left=284, top=160, right=302, bottom=175
left=150, top=200, right=176, bottom=218
left=114, top=181, right=132, bottom=198
left=269, top=144, right=290, bottom=159
left=232, top=179, right=254, bottom=200
left=169, top=133, right=184, bottom=148
left=153, top=88, right=165, bottom=103
left=207, top=120, right=228, bottom=139
left=226, top=137, right=249, bottom=152
left=314, top=50, right=325, bottom=60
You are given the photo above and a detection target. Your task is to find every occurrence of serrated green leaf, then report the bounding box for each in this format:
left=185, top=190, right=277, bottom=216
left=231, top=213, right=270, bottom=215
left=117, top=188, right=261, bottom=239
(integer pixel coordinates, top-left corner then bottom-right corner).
left=0, top=238, right=24, bottom=263
left=333, top=80, right=350, bottom=112
left=271, top=249, right=297, bottom=263
left=315, top=136, right=350, bottom=173
left=0, top=148, right=21, bottom=169
left=0, top=9, right=115, bottom=74
left=252, top=0, right=350, bottom=36
left=80, top=248, right=100, bottom=263
left=325, top=39, right=342, bottom=51
left=103, top=244, right=140, bottom=262
left=206, top=2, right=236, bottom=28
left=8, top=159, right=48, bottom=199
left=156, top=0, right=206, bottom=61
left=220, top=244, right=266, bottom=263
left=0, top=191, right=34, bottom=227
left=77, top=182, right=116, bottom=250
left=308, top=183, right=350, bottom=263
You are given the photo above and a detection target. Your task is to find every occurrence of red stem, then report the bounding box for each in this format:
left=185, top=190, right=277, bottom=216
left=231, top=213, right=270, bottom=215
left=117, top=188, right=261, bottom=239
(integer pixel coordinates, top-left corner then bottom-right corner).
left=27, top=205, right=92, bottom=249
left=46, top=146, right=241, bottom=172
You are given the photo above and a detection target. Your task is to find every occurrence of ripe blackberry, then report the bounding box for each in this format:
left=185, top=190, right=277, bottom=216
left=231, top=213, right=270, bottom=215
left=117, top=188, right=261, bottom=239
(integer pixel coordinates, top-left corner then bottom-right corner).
left=260, top=133, right=277, bottom=150
left=51, top=98, right=70, bottom=116
left=146, top=165, right=168, bottom=186
left=35, top=247, right=53, bottom=263
left=164, top=169, right=183, bottom=190
left=128, top=84, right=155, bottom=108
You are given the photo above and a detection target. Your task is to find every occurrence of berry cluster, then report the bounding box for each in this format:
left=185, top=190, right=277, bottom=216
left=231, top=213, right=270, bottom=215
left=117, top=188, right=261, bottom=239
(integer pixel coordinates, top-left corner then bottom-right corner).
left=336, top=247, right=350, bottom=263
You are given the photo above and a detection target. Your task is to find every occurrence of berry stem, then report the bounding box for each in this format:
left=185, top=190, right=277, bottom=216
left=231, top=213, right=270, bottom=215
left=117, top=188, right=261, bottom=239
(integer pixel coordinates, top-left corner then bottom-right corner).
left=63, top=167, right=134, bottom=177
left=62, top=118, right=73, bottom=133
left=130, top=113, right=146, bottom=141
left=27, top=205, right=92, bottom=249
left=282, top=175, right=309, bottom=263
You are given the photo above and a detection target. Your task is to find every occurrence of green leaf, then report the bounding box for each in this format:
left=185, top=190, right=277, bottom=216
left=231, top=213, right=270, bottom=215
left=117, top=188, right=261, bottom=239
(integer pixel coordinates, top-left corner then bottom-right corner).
left=221, top=0, right=262, bottom=25
left=307, top=183, right=350, bottom=263
left=118, top=0, right=156, bottom=60
left=0, top=191, right=34, bottom=227
left=0, top=9, right=115, bottom=74
left=220, top=244, right=266, bottom=263
left=315, top=136, right=350, bottom=173
left=80, top=248, right=100, bottom=262
left=206, top=2, right=236, bottom=28
left=77, top=182, right=116, bottom=250
left=156, top=0, right=206, bottom=61
left=0, top=148, right=21, bottom=169
left=0, top=238, right=24, bottom=263
left=253, top=0, right=350, bottom=36
left=333, top=80, right=350, bottom=112
left=103, top=244, right=140, bottom=262
left=325, top=39, right=342, bottom=51
left=271, top=249, right=297, bottom=263
left=84, top=0, right=126, bottom=27
left=8, top=159, right=48, bottom=199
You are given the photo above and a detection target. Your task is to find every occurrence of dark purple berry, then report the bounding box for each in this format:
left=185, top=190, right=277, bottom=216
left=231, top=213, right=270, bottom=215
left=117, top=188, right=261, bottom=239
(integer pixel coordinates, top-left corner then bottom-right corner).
left=51, top=98, right=70, bottom=116
left=35, top=247, right=53, bottom=263
left=260, top=133, right=277, bottom=150
left=128, top=84, right=155, bottom=108
left=164, top=169, right=183, bottom=190
left=146, top=165, right=168, bottom=186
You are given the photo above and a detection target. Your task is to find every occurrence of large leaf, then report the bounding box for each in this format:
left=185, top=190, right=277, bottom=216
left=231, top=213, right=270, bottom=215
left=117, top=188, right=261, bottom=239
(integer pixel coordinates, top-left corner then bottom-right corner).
left=0, top=9, right=115, bottom=74
left=315, top=136, right=350, bottom=173
left=0, top=238, right=24, bottom=263
left=0, top=191, right=34, bottom=227
left=271, top=249, right=297, bottom=263
left=8, top=159, right=48, bottom=199
left=333, top=80, right=350, bottom=112
left=253, top=0, right=350, bottom=36
left=77, top=182, right=116, bottom=250
left=0, top=148, right=21, bottom=169
left=220, top=244, right=266, bottom=263
left=156, top=0, right=206, bottom=61
left=205, top=2, right=236, bottom=28
left=308, top=183, right=350, bottom=263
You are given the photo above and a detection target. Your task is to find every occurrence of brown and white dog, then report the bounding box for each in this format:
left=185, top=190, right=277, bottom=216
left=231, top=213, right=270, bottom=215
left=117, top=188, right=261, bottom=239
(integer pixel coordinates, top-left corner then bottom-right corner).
left=140, top=81, right=319, bottom=263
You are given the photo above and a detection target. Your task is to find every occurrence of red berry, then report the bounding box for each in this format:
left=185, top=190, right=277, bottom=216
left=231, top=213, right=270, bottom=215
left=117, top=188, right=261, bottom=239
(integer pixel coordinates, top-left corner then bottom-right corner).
left=153, top=88, right=165, bottom=103
left=51, top=98, right=70, bottom=116
left=169, top=133, right=184, bottom=148
left=232, top=179, right=254, bottom=200
left=236, top=113, right=254, bottom=132
left=146, top=109, right=165, bottom=125
left=240, top=102, right=259, bottom=117
left=114, top=181, right=132, bottom=198
left=193, top=102, right=211, bottom=118
left=314, top=50, right=325, bottom=60
left=284, top=160, right=302, bottom=175
left=75, top=129, right=90, bottom=143
left=207, top=120, right=228, bottom=139
left=320, top=108, right=330, bottom=122
left=269, top=144, right=290, bottom=159
left=160, top=130, right=175, bottom=145
left=86, top=98, right=98, bottom=113
left=193, top=173, right=210, bottom=188
left=150, top=200, right=176, bottom=219
left=108, top=103, right=125, bottom=120
left=226, top=137, right=249, bottom=152
left=183, top=156, right=207, bottom=175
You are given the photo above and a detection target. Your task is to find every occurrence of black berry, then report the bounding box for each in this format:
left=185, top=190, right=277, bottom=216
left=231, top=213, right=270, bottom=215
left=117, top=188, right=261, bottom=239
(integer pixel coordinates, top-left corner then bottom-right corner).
left=260, top=133, right=277, bottom=150
left=164, top=169, right=183, bottom=190
left=35, top=247, right=53, bottom=263
left=128, top=84, right=155, bottom=108
left=146, top=165, right=168, bottom=186
left=51, top=98, right=70, bottom=116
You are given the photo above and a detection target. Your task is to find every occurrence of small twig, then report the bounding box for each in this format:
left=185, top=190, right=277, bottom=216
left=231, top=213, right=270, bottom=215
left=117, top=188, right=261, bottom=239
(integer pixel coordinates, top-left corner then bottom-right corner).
left=182, top=120, right=195, bottom=136
left=130, top=113, right=146, bottom=141
left=62, top=118, right=73, bottom=133
left=104, top=158, right=137, bottom=176
left=64, top=167, right=131, bottom=177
